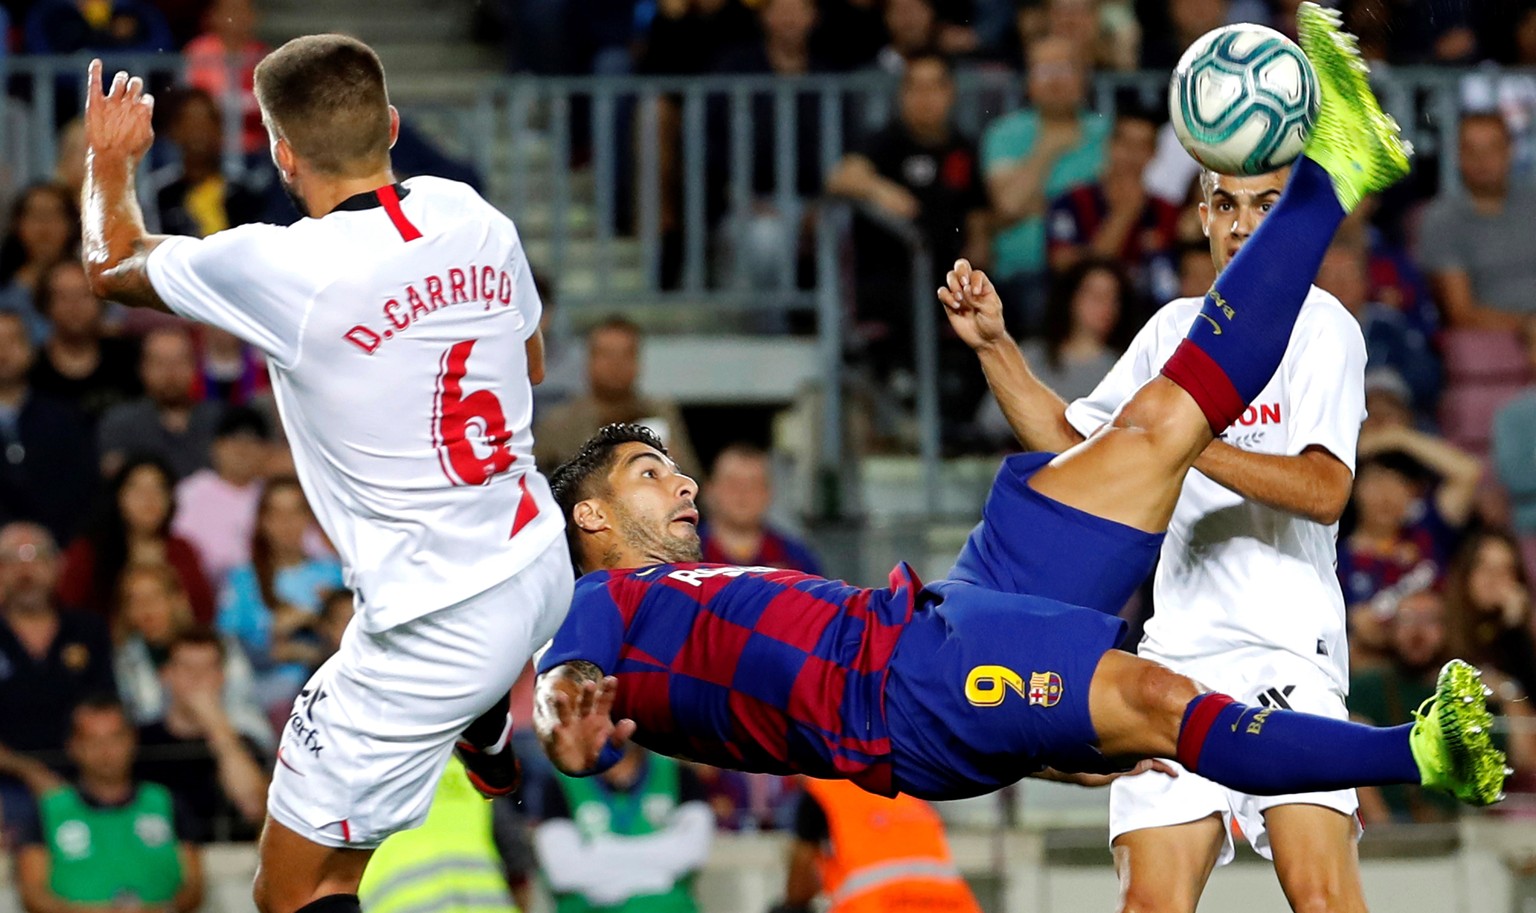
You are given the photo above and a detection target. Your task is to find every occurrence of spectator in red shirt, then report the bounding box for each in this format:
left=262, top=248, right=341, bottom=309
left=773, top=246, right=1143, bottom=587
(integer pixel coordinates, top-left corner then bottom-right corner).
left=1046, top=106, right=1180, bottom=306
left=183, top=0, right=268, bottom=155
left=58, top=458, right=215, bottom=624
left=699, top=444, right=823, bottom=575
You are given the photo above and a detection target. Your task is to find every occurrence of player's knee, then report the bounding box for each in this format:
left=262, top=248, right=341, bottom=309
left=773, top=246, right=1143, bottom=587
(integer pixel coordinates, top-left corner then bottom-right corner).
left=1118, top=885, right=1195, bottom=913
left=1283, top=879, right=1361, bottom=913
left=1110, top=380, right=1207, bottom=460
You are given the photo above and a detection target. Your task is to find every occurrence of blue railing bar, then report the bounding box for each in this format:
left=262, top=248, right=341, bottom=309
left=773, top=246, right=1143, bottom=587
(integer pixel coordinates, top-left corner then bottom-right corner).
left=774, top=84, right=797, bottom=302
left=550, top=91, right=572, bottom=284
left=729, top=84, right=753, bottom=293
left=682, top=86, right=707, bottom=293
left=593, top=86, right=617, bottom=297
left=814, top=201, right=847, bottom=520
left=638, top=90, right=662, bottom=292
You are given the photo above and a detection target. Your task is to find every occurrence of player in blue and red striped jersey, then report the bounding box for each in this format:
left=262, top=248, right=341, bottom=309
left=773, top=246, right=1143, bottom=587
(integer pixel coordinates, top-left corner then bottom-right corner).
left=535, top=10, right=1506, bottom=810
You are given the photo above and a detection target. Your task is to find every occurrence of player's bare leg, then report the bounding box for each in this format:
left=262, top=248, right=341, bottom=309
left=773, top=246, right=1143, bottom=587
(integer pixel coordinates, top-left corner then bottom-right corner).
left=1112, top=818, right=1227, bottom=913
left=253, top=819, right=372, bottom=913
left=1265, top=805, right=1369, bottom=913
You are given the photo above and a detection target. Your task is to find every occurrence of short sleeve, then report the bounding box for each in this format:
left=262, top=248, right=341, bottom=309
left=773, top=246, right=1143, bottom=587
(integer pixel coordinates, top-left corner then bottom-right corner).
left=982, top=114, right=1033, bottom=175
left=1282, top=303, right=1368, bottom=472
left=1413, top=200, right=1465, bottom=276
left=145, top=227, right=311, bottom=367
left=535, top=575, right=627, bottom=675
left=1064, top=305, right=1168, bottom=436
left=508, top=236, right=542, bottom=342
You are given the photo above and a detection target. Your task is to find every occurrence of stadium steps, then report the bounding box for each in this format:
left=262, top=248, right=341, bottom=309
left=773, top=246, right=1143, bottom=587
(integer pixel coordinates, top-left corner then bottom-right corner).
left=257, top=0, right=501, bottom=104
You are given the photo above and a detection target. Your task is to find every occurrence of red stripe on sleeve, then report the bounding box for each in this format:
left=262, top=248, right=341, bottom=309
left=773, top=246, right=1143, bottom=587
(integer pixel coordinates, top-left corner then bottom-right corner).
left=377, top=184, right=422, bottom=241
left=1175, top=692, right=1234, bottom=771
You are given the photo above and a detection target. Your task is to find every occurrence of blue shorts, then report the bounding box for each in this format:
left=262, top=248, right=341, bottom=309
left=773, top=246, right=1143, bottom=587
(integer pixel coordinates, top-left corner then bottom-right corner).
left=884, top=580, right=1128, bottom=800
left=948, top=452, right=1165, bottom=614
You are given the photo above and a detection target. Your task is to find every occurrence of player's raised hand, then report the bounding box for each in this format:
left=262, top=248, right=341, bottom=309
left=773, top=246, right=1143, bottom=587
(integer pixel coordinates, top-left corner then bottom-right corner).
left=83, top=59, right=155, bottom=164
left=542, top=674, right=637, bottom=775
left=937, top=258, right=1010, bottom=352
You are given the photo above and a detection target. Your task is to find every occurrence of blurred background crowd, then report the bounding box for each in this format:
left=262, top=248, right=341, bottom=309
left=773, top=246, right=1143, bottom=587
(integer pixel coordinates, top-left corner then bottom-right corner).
left=0, top=0, right=1535, bottom=910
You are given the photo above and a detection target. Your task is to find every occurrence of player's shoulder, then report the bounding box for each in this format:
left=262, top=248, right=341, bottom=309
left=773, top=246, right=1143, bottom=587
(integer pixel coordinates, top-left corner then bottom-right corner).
left=1296, top=285, right=1365, bottom=342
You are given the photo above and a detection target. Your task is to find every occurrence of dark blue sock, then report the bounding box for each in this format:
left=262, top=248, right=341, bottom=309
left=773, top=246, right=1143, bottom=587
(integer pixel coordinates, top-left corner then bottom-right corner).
left=1161, top=156, right=1346, bottom=432
left=1176, top=693, right=1419, bottom=795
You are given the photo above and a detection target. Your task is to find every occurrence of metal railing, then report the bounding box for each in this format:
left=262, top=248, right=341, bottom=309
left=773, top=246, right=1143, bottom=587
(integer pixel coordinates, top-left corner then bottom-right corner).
left=3, top=56, right=1530, bottom=513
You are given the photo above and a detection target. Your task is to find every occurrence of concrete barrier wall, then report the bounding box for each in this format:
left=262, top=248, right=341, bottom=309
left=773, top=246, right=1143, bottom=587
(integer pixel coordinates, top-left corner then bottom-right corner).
left=2, top=819, right=1532, bottom=913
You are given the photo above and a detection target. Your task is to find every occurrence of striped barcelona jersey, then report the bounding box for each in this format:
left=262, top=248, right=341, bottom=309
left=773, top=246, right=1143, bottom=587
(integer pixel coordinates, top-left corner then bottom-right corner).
left=536, top=563, right=922, bottom=796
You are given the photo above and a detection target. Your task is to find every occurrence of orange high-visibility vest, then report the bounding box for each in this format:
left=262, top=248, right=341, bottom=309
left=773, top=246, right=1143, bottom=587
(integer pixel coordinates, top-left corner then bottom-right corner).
left=803, top=779, right=982, bottom=913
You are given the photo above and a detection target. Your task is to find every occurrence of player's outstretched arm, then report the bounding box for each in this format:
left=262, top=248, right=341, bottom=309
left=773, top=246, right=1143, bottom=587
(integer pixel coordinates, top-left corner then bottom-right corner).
left=1031, top=758, right=1178, bottom=788
left=81, top=59, right=172, bottom=313
left=533, top=661, right=637, bottom=776
left=938, top=259, right=1084, bottom=453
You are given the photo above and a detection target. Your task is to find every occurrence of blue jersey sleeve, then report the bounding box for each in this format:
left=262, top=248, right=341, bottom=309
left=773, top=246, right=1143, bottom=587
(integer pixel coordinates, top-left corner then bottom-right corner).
left=536, top=572, right=627, bottom=675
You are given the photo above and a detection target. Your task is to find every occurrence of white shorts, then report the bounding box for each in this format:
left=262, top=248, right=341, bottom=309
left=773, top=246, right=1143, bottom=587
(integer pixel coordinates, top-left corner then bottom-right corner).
left=1108, top=651, right=1361, bottom=866
left=266, top=535, right=573, bottom=848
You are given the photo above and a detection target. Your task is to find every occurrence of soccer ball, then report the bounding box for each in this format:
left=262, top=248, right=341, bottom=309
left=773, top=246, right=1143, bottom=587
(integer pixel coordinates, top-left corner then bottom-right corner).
left=1168, top=24, right=1320, bottom=175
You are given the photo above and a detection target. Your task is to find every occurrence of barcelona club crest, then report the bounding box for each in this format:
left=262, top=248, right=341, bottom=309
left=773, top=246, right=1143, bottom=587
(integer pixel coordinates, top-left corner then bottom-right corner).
left=1027, top=671, right=1064, bottom=707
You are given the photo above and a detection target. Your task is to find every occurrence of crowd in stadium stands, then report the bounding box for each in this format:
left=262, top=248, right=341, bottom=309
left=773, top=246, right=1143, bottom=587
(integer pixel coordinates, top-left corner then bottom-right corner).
left=1, top=1, right=1536, bottom=905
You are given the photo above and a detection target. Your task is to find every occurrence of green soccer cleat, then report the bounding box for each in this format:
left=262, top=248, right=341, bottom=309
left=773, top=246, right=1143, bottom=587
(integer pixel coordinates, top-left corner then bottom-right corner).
left=1409, top=659, right=1508, bottom=807
left=1295, top=1, right=1411, bottom=211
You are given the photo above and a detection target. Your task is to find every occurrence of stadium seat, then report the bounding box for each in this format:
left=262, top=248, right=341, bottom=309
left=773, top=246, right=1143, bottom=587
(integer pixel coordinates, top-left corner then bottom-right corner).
left=1441, top=328, right=1530, bottom=385
left=1439, top=382, right=1528, bottom=454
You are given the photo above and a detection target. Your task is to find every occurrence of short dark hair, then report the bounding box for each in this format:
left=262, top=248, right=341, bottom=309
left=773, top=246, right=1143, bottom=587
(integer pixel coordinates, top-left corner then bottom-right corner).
left=71, top=693, right=130, bottom=733
left=158, top=85, right=218, bottom=132
left=1358, top=449, right=1430, bottom=486
left=549, top=423, right=669, bottom=572
left=902, top=51, right=953, bottom=80
left=589, top=314, right=642, bottom=341
left=168, top=624, right=227, bottom=662
left=34, top=259, right=93, bottom=318
left=254, top=34, right=392, bottom=176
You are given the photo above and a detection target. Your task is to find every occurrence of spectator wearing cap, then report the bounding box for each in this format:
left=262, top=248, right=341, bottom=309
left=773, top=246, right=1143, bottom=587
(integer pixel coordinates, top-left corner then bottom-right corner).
left=98, top=326, right=223, bottom=481
left=172, top=405, right=271, bottom=587
left=28, top=259, right=141, bottom=422
left=699, top=445, right=823, bottom=574
left=0, top=311, right=98, bottom=546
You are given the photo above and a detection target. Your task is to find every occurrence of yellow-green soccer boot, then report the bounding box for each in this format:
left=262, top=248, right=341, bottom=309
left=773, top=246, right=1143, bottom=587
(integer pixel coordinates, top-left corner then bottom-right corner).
left=1410, top=659, right=1509, bottom=807
left=1295, top=2, right=1412, bottom=211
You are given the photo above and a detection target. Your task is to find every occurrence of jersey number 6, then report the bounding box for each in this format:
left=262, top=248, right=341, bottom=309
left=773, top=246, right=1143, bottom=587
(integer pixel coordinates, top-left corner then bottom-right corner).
left=433, top=339, right=514, bottom=486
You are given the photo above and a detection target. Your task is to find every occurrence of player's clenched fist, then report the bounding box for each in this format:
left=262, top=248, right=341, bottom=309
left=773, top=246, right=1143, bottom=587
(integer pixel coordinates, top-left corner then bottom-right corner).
left=937, top=258, right=1009, bottom=352
left=83, top=59, right=155, bottom=163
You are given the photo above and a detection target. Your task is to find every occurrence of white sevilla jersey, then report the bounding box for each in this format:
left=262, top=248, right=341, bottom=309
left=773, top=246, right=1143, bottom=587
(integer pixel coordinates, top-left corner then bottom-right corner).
left=147, top=177, right=563, bottom=632
left=1065, top=287, right=1367, bottom=693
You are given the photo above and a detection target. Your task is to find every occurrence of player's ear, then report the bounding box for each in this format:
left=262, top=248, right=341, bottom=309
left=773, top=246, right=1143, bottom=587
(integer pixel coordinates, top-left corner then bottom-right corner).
left=387, top=106, right=400, bottom=150
left=274, top=136, right=297, bottom=179
left=572, top=499, right=608, bottom=534
left=1198, top=201, right=1211, bottom=237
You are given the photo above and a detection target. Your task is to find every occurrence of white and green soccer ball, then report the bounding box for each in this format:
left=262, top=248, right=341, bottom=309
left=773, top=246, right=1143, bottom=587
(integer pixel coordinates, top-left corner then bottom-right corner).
left=1169, top=24, right=1321, bottom=175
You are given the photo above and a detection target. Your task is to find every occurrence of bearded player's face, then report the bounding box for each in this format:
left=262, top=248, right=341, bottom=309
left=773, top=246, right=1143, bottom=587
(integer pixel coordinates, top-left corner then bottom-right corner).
left=602, top=443, right=702, bottom=565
